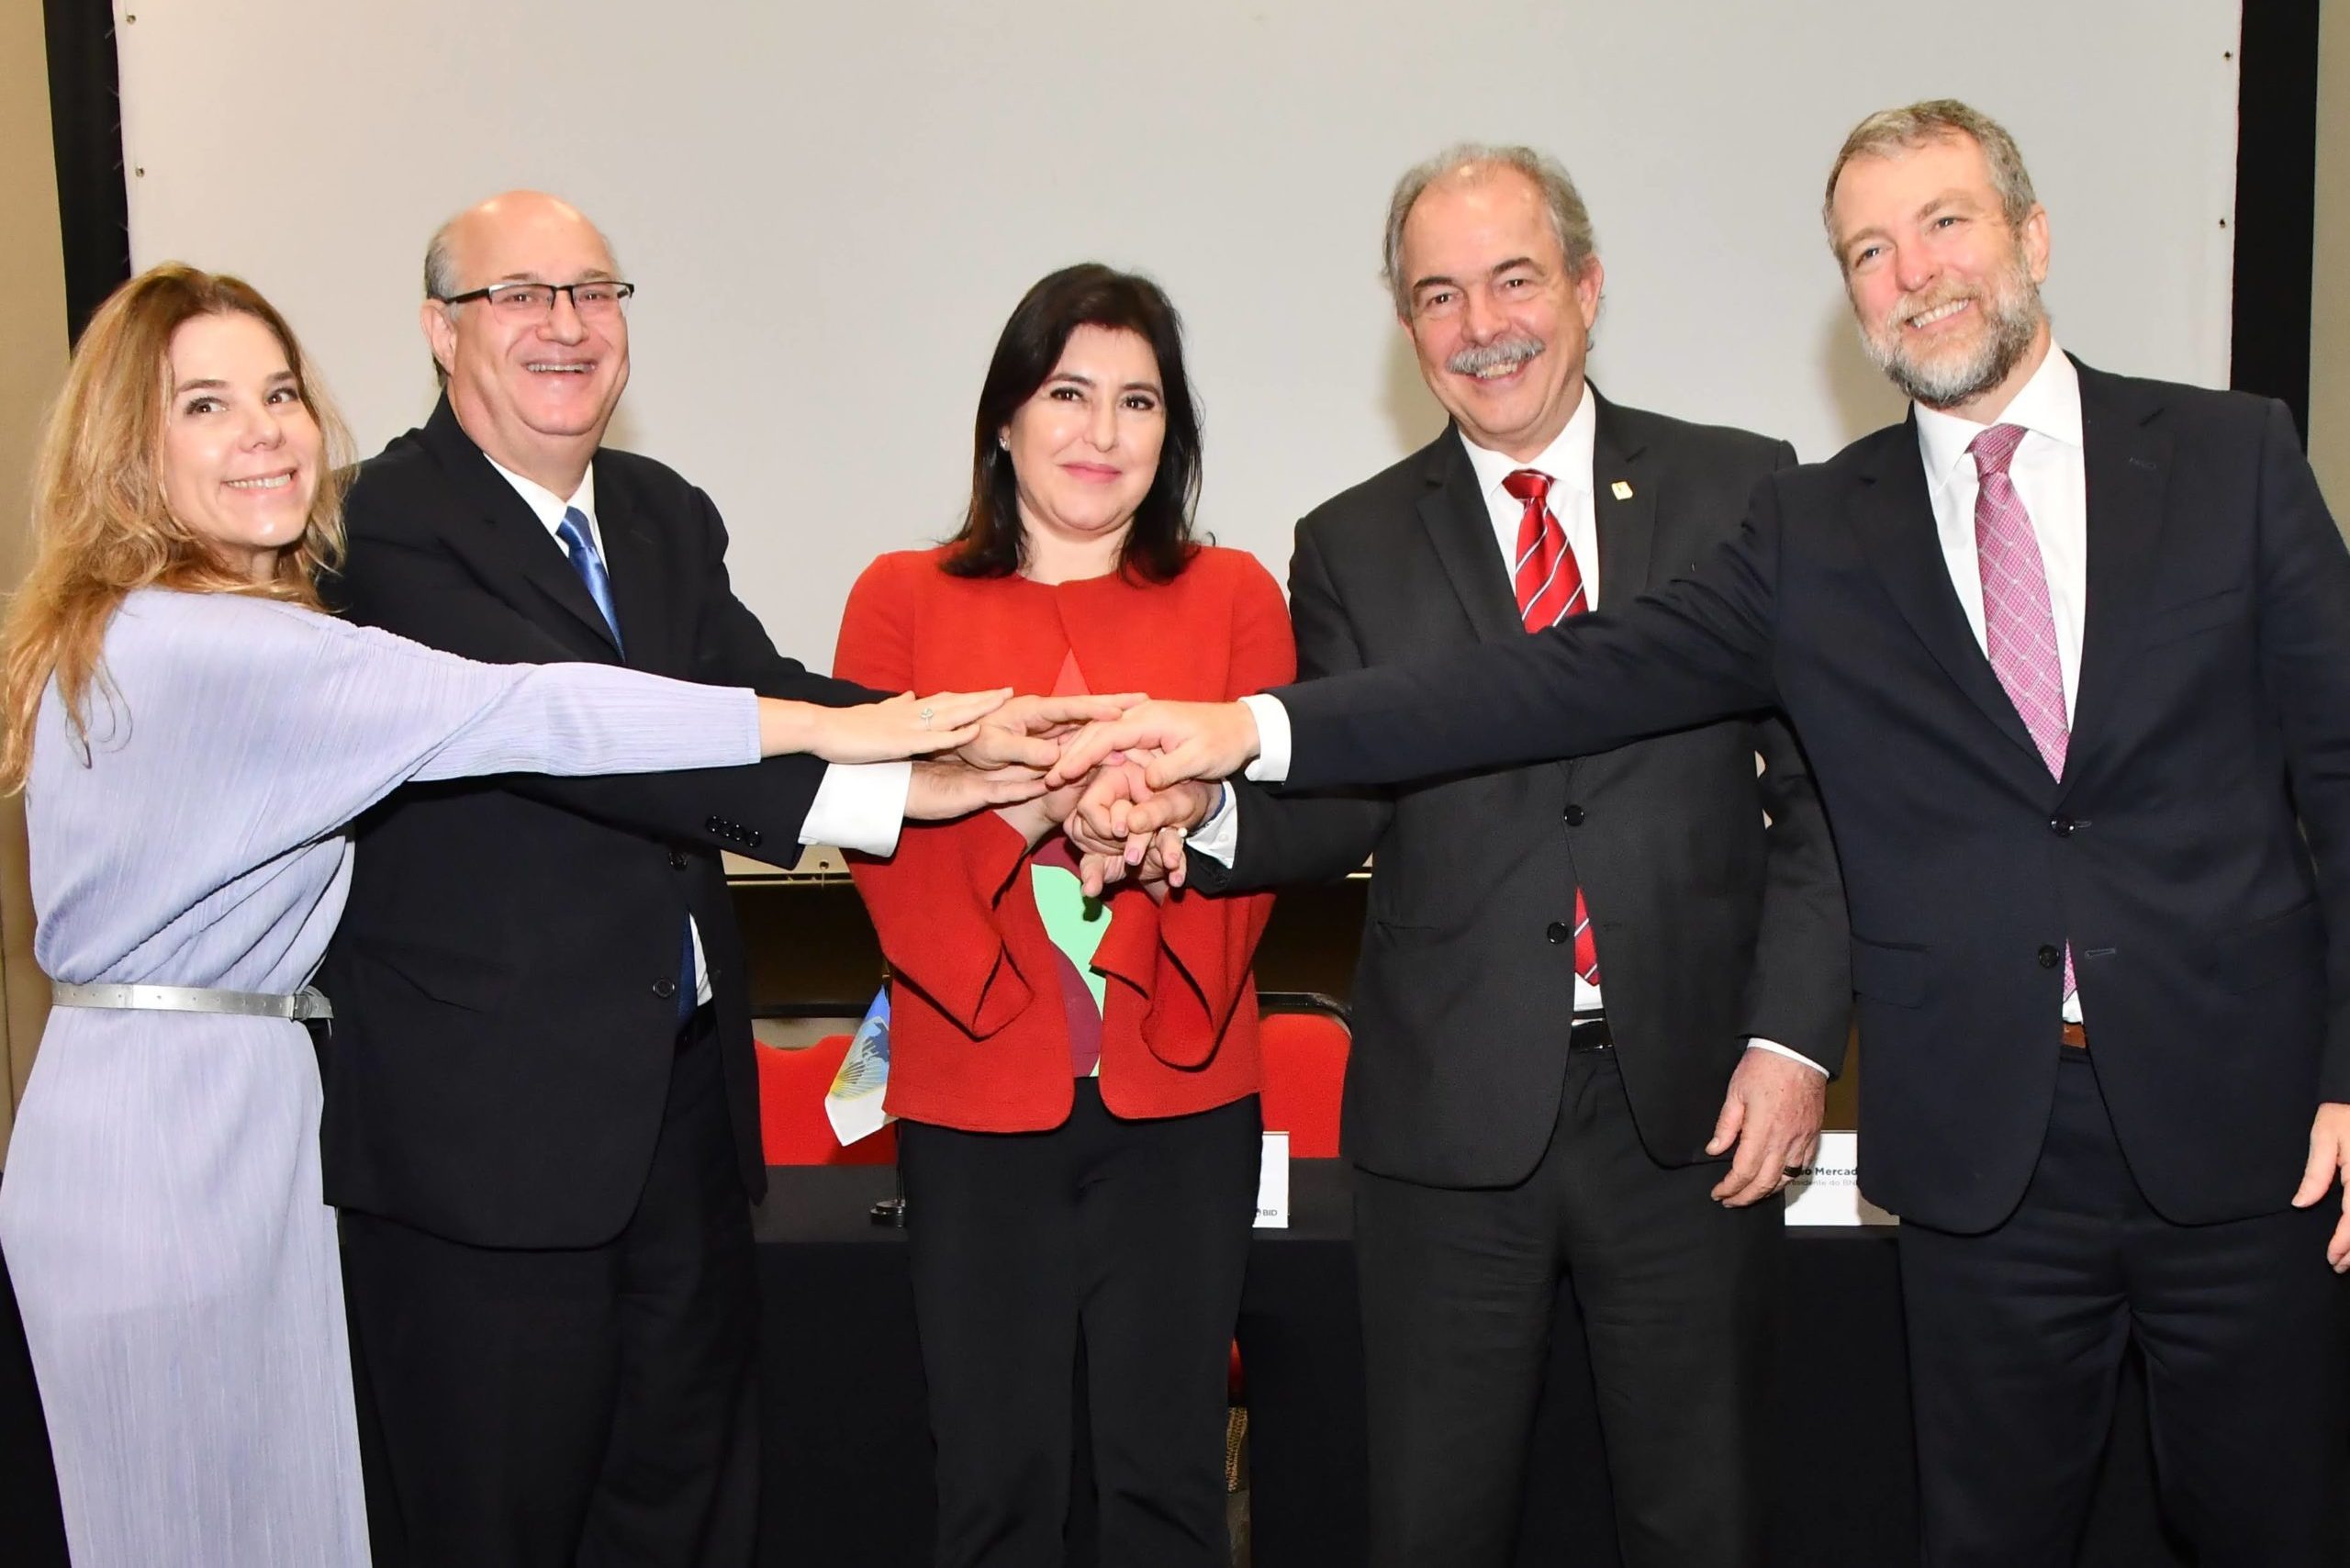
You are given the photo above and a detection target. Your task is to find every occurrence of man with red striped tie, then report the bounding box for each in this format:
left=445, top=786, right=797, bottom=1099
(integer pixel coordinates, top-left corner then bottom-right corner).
left=1124, top=144, right=1852, bottom=1568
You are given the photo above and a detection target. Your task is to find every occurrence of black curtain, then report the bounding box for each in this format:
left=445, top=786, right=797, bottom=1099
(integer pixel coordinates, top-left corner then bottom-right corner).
left=42, top=0, right=129, bottom=344
left=2232, top=0, right=2322, bottom=440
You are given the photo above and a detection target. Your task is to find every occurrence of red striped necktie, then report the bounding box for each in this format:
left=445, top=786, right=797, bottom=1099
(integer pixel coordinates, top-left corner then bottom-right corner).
left=1504, top=468, right=1601, bottom=988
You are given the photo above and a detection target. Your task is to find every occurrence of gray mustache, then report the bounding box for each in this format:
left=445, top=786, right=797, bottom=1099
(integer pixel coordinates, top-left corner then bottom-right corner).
left=1447, top=335, right=1544, bottom=376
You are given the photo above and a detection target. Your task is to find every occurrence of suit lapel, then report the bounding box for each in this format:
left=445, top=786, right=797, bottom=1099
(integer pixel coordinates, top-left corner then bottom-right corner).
left=1559, top=397, right=1658, bottom=792
left=590, top=457, right=675, bottom=674
left=419, top=398, right=622, bottom=659
left=1589, top=396, right=1655, bottom=599
left=1414, top=431, right=1525, bottom=644
left=2062, top=362, right=2170, bottom=792
left=1847, top=419, right=2044, bottom=767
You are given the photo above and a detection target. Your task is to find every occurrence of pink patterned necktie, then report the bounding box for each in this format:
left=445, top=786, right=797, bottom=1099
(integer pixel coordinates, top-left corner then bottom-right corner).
left=1970, top=423, right=2074, bottom=999
left=1502, top=468, right=1601, bottom=988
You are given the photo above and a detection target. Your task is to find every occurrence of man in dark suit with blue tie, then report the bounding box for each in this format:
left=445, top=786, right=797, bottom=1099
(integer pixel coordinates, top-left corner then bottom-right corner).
left=320, top=191, right=1065, bottom=1568
left=1057, top=102, right=2350, bottom=1565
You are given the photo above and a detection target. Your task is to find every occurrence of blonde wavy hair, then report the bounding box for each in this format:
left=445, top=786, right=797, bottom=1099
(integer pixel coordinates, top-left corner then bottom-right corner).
left=0, top=263, right=352, bottom=792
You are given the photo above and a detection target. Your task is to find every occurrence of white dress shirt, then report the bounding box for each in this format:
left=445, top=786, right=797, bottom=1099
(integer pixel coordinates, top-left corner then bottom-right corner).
left=484, top=456, right=911, bottom=1006
left=1910, top=343, right=2087, bottom=1024
left=1199, top=388, right=1815, bottom=1070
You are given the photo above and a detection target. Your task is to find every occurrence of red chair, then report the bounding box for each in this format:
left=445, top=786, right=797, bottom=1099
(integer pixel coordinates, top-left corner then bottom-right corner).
left=755, top=1035, right=898, bottom=1166
left=1256, top=996, right=1350, bottom=1159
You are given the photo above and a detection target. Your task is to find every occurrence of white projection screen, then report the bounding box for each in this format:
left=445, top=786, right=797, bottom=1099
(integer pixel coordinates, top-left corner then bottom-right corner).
left=118, top=1, right=2242, bottom=655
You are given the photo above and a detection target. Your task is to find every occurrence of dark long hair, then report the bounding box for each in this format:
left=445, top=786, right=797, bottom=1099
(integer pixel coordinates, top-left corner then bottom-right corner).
left=942, top=263, right=1203, bottom=581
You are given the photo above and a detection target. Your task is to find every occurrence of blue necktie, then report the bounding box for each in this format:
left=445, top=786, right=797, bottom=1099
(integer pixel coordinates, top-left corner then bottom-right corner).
left=554, top=508, right=624, bottom=654
left=555, top=508, right=697, bottom=1025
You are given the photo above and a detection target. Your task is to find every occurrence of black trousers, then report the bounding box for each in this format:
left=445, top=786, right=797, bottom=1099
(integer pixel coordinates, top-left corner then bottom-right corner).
left=340, top=1008, right=759, bottom=1568
left=1352, top=1047, right=1780, bottom=1568
left=895, top=1082, right=1261, bottom=1568
left=1898, top=1048, right=2350, bottom=1568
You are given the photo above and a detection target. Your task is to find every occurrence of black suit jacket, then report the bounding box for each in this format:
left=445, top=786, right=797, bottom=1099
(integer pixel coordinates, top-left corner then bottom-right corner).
left=1276, top=360, right=2350, bottom=1232
left=319, top=398, right=877, bottom=1248
left=1192, top=398, right=1851, bottom=1188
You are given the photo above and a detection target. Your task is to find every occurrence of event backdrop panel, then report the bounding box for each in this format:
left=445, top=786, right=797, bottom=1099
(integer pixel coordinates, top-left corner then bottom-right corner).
left=118, top=1, right=2240, bottom=652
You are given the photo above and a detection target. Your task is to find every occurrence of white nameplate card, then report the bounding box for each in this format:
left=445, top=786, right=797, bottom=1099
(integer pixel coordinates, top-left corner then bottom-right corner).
left=1254, top=1132, right=1291, bottom=1228
left=1783, top=1131, right=1897, bottom=1226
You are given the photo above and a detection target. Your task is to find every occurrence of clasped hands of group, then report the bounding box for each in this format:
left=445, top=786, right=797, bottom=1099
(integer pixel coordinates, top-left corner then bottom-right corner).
left=874, top=689, right=1830, bottom=1207
left=845, top=690, right=1259, bottom=889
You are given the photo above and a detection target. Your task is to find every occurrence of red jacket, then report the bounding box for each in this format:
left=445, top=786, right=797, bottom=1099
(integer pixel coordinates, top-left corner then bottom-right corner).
left=834, top=545, right=1293, bottom=1131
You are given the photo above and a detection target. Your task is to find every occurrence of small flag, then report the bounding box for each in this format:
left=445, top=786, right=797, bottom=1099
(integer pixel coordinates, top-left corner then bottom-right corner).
left=822, top=986, right=894, bottom=1147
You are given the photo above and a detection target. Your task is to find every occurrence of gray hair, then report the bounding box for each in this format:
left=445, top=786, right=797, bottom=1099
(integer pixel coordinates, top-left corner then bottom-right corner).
left=422, top=219, right=459, bottom=386
left=1382, top=143, right=1597, bottom=316
left=1822, top=99, right=2038, bottom=265
left=423, top=217, right=462, bottom=303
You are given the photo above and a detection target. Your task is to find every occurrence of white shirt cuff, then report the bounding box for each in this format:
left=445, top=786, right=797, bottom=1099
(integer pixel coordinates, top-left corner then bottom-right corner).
left=1187, top=782, right=1239, bottom=867
left=688, top=917, right=713, bottom=1007
left=1239, top=693, right=1292, bottom=783
left=801, top=761, right=910, bottom=857
left=1747, top=1037, right=1830, bottom=1077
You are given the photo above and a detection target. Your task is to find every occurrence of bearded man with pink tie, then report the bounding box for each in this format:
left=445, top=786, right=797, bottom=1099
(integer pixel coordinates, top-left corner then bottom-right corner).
left=1059, top=102, right=2350, bottom=1567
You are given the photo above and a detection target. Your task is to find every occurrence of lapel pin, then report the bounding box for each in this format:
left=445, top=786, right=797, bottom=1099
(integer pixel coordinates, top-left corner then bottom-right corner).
left=1610, top=480, right=1634, bottom=500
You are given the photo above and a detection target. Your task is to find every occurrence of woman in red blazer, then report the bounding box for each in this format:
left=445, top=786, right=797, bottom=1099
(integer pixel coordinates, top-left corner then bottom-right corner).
left=835, top=264, right=1292, bottom=1568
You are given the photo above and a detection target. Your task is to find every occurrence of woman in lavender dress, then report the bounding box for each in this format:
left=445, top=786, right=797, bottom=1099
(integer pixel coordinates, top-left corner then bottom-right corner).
left=0, top=264, right=1007, bottom=1568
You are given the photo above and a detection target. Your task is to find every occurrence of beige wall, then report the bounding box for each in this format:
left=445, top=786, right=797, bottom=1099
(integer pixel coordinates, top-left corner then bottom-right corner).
left=2314, top=6, right=2350, bottom=510
left=0, top=8, right=68, bottom=1163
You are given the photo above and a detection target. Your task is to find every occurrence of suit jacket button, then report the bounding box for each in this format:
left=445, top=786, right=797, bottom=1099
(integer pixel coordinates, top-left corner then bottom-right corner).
left=704, top=816, right=724, bottom=834
left=653, top=977, right=679, bottom=1000
left=1563, top=804, right=1586, bottom=826
left=744, top=829, right=763, bottom=847
left=1546, top=921, right=1571, bottom=945
left=2049, top=816, right=2076, bottom=836
left=2036, top=945, right=2062, bottom=969
left=669, top=850, right=689, bottom=869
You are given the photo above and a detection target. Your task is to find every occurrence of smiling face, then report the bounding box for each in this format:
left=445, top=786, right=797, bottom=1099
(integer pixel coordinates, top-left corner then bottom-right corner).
left=424, top=192, right=628, bottom=490
left=1397, top=165, right=1600, bottom=460
left=1830, top=132, right=2051, bottom=418
left=158, top=311, right=323, bottom=584
left=1000, top=324, right=1167, bottom=571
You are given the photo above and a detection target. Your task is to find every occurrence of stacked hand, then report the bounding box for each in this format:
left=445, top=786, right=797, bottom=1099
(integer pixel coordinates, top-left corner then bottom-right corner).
left=788, top=689, right=1137, bottom=822
left=1063, top=759, right=1218, bottom=898
left=779, top=688, right=1010, bottom=763
left=958, top=693, right=1147, bottom=769
left=905, top=691, right=1144, bottom=822
left=877, top=689, right=1256, bottom=889
left=1046, top=700, right=1261, bottom=791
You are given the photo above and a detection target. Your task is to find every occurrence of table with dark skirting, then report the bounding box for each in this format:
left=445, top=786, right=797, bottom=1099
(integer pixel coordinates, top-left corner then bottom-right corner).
left=2, top=1160, right=2193, bottom=1567
left=750, top=1159, right=2189, bottom=1568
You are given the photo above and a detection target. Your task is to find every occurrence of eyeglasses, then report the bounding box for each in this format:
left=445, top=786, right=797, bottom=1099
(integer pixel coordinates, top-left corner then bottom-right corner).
left=436, top=281, right=636, bottom=317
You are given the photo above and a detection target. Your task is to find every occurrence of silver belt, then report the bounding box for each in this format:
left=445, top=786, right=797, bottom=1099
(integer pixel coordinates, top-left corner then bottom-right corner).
left=50, top=981, right=334, bottom=1023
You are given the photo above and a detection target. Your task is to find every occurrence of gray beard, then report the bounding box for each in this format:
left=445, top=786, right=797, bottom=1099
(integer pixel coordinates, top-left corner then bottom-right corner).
left=1863, top=279, right=2045, bottom=410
